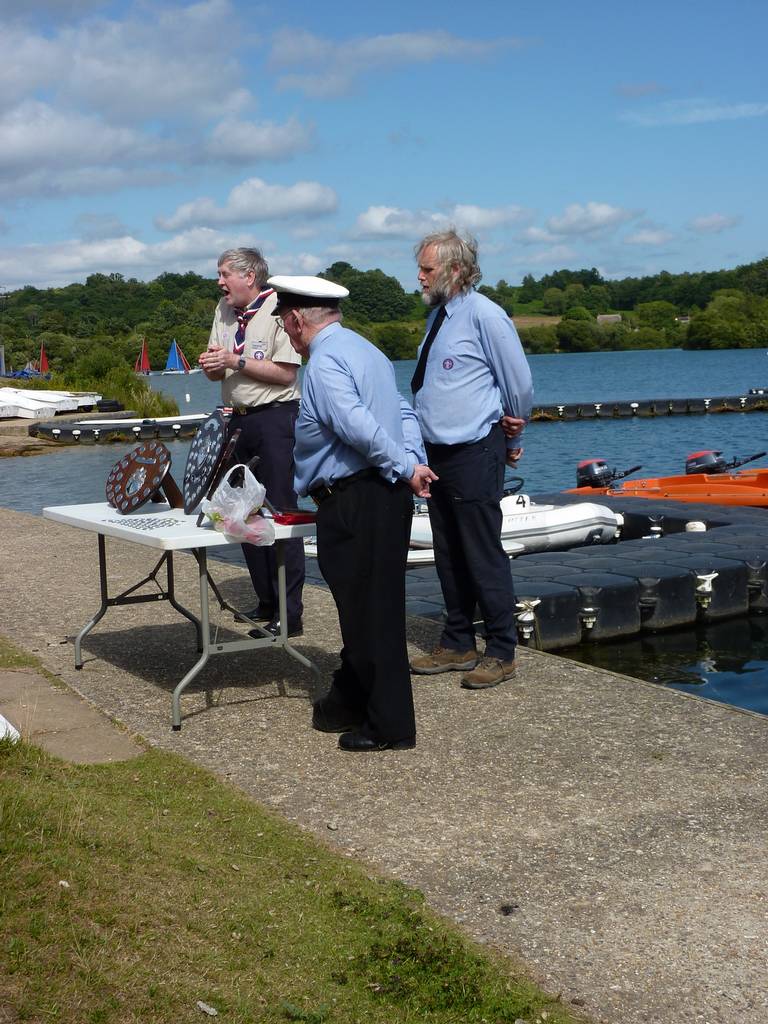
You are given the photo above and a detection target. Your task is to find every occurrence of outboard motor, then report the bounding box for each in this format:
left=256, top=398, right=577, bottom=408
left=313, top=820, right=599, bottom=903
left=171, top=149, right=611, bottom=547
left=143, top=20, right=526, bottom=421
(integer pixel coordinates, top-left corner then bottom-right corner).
left=685, top=449, right=766, bottom=474
left=685, top=450, right=727, bottom=475
left=576, top=459, right=613, bottom=488
left=576, top=459, right=641, bottom=489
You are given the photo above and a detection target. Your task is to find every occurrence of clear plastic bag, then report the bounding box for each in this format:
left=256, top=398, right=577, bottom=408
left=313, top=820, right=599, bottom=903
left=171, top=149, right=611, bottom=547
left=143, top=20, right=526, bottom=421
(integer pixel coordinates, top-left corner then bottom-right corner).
left=200, top=464, right=275, bottom=546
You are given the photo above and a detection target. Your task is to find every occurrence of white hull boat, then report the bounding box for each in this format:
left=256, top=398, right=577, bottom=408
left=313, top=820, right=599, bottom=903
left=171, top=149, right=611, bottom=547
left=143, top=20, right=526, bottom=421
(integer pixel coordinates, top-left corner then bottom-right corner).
left=304, top=493, right=622, bottom=568
left=0, top=387, right=102, bottom=419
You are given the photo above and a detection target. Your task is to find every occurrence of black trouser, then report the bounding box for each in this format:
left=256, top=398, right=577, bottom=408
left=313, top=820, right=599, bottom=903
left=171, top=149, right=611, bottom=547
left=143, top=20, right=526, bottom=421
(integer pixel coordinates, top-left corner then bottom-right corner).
left=316, top=474, right=415, bottom=742
left=231, top=401, right=304, bottom=622
left=426, top=423, right=517, bottom=661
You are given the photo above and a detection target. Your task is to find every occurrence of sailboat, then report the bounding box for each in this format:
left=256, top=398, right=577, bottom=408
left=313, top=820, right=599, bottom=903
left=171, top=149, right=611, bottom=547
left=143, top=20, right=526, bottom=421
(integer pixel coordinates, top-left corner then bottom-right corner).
left=38, top=343, right=49, bottom=375
left=161, top=338, right=201, bottom=375
left=134, top=337, right=152, bottom=375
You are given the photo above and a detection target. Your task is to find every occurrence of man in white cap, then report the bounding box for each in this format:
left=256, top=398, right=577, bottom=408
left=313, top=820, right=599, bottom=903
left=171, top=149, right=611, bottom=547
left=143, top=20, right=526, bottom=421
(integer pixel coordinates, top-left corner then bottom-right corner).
left=268, top=274, right=436, bottom=752
left=199, top=248, right=305, bottom=638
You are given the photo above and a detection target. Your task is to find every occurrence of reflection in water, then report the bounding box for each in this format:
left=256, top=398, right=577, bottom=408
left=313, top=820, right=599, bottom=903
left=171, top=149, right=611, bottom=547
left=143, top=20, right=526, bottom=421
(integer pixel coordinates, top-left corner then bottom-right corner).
left=558, top=615, right=768, bottom=716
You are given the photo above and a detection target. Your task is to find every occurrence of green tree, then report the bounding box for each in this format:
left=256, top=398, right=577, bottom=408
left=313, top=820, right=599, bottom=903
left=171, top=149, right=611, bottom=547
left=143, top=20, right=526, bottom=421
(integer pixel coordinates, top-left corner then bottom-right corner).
left=562, top=306, right=593, bottom=321
left=321, top=264, right=412, bottom=322
left=542, top=288, right=566, bottom=315
left=686, top=290, right=768, bottom=349
left=635, top=300, right=679, bottom=331
left=518, top=325, right=557, bottom=353
left=555, top=319, right=601, bottom=352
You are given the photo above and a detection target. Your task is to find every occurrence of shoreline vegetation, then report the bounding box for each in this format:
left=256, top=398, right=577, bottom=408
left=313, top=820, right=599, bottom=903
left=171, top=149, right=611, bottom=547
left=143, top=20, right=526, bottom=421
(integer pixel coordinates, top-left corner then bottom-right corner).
left=0, top=257, right=766, bottom=386
left=0, top=639, right=586, bottom=1024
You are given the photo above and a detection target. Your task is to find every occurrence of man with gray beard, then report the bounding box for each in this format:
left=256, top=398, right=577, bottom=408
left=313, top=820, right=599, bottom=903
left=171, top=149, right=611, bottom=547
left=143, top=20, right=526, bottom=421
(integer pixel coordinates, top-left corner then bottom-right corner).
left=409, top=230, right=533, bottom=690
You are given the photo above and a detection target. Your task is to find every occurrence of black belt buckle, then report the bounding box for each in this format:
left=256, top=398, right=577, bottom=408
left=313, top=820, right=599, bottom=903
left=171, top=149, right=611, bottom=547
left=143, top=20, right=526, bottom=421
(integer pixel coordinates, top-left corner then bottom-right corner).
left=310, top=484, right=333, bottom=507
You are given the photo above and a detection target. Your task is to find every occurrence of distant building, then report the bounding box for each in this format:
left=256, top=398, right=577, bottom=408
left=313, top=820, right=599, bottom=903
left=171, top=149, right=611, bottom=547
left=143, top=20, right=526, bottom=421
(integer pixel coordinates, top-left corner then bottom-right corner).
left=596, top=314, right=622, bottom=325
left=675, top=315, right=691, bottom=324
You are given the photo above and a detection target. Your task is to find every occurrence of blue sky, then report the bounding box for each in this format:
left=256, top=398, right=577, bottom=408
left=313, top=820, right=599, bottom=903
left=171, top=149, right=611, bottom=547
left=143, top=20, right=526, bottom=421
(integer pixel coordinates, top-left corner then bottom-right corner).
left=0, top=0, right=766, bottom=292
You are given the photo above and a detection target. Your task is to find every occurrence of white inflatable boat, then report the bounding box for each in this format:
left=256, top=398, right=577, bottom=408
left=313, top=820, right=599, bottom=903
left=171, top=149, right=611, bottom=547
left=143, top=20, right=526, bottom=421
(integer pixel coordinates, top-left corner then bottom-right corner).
left=304, top=492, right=622, bottom=568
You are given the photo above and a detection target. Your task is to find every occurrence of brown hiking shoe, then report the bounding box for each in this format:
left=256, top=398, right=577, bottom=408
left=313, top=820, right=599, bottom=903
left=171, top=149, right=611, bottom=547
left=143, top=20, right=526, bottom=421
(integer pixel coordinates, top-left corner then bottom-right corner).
left=461, top=656, right=516, bottom=690
left=410, top=646, right=478, bottom=675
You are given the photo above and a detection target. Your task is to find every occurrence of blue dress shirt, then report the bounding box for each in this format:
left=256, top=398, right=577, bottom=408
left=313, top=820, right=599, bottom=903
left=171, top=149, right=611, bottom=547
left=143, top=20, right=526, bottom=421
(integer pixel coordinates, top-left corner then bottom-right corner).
left=413, top=289, right=534, bottom=447
left=294, top=322, right=425, bottom=496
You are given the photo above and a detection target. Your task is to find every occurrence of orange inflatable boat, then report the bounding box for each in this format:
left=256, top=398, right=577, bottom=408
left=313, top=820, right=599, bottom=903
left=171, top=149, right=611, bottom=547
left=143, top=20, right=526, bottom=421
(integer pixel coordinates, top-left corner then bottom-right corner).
left=566, top=450, right=768, bottom=507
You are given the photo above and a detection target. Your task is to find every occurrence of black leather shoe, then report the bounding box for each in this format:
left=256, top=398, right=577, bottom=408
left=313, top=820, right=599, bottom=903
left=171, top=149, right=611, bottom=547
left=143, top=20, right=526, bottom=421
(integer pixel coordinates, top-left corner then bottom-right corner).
left=338, top=731, right=415, bottom=752
left=234, top=604, right=275, bottom=623
left=312, top=696, right=364, bottom=733
left=251, top=618, right=303, bottom=639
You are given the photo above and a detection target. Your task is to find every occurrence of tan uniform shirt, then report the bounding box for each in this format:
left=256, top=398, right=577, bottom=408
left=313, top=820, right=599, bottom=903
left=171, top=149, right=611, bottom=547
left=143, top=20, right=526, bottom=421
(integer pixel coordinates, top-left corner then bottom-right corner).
left=208, top=292, right=301, bottom=408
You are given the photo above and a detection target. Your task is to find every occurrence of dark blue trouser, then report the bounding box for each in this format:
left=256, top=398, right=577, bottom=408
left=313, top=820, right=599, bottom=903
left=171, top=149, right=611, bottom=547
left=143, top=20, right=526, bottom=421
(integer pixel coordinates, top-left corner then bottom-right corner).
left=425, top=423, right=517, bottom=661
left=316, top=475, right=416, bottom=743
left=231, top=401, right=304, bottom=623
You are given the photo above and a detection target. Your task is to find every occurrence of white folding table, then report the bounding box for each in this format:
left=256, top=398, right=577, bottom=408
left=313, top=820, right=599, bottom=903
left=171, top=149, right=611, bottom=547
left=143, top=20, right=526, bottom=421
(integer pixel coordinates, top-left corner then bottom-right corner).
left=43, top=502, right=319, bottom=729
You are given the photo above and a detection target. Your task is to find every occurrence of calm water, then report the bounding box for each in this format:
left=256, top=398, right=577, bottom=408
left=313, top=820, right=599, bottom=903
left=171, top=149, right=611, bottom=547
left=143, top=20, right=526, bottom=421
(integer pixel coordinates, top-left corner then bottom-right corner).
left=3, top=348, right=768, bottom=715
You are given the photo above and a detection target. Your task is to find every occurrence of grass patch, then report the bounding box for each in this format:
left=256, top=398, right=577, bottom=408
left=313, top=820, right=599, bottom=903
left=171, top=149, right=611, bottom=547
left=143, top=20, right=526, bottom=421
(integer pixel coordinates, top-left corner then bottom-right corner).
left=0, top=741, right=587, bottom=1024
left=0, top=637, right=37, bottom=670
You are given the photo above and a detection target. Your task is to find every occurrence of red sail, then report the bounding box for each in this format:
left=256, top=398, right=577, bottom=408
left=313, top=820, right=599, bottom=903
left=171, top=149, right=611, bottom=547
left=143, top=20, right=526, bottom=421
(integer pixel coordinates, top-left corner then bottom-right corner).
left=134, top=338, right=151, bottom=374
left=39, top=344, right=49, bottom=374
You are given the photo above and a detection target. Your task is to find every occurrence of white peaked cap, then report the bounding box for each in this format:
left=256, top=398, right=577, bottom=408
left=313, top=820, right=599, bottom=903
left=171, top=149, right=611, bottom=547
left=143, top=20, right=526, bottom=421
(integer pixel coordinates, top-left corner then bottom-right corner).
left=267, top=276, right=349, bottom=310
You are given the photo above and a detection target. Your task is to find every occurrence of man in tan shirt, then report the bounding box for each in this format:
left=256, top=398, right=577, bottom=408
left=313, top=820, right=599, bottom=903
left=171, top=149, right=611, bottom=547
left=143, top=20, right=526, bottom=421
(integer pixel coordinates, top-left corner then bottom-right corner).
left=199, top=247, right=305, bottom=635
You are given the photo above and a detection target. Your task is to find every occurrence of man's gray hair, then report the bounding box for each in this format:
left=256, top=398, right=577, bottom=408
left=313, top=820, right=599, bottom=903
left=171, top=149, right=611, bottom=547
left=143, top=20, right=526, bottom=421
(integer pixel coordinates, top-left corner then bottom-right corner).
left=415, top=229, right=482, bottom=292
left=217, top=248, right=269, bottom=288
left=295, top=306, right=343, bottom=327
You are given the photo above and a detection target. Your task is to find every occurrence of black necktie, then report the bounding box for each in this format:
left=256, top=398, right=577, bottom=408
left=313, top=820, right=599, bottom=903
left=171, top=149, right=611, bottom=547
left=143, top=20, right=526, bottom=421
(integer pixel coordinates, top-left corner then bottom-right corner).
left=410, top=305, right=446, bottom=394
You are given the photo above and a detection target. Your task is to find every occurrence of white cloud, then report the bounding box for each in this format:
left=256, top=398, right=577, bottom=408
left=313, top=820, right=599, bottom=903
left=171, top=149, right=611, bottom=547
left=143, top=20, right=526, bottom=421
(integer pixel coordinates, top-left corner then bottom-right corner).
left=73, top=213, right=133, bottom=241
left=269, top=29, right=522, bottom=97
left=687, top=213, right=741, bottom=234
left=0, top=101, right=169, bottom=176
left=624, top=228, right=675, bottom=246
left=546, top=202, right=637, bottom=236
left=0, top=0, right=106, bottom=19
left=0, top=2, right=316, bottom=202
left=0, top=227, right=331, bottom=289
left=520, top=226, right=559, bottom=245
left=0, top=228, right=245, bottom=288
left=156, top=177, right=338, bottom=231
left=0, top=27, right=61, bottom=112
left=61, top=0, right=244, bottom=122
left=353, top=203, right=528, bottom=240
left=204, top=116, right=314, bottom=163
left=521, top=245, right=577, bottom=266
left=0, top=167, right=176, bottom=202
left=353, top=206, right=450, bottom=239
left=0, top=1, right=244, bottom=122
left=621, top=98, right=768, bottom=126
left=450, top=204, right=529, bottom=232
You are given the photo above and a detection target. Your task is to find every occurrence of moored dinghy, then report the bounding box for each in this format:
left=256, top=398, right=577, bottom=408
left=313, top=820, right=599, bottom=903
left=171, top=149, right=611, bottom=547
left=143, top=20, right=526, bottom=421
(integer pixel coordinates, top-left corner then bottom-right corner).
left=304, top=491, right=622, bottom=567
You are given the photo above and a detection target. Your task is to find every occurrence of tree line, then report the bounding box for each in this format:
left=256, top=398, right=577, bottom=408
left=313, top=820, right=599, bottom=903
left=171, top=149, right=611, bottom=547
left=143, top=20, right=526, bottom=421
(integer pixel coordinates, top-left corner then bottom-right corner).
left=2, top=256, right=768, bottom=376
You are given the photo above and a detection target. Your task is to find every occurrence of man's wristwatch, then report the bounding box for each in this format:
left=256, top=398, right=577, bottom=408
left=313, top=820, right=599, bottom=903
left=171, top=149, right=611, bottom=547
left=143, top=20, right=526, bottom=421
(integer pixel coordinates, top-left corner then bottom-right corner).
left=237, top=356, right=246, bottom=371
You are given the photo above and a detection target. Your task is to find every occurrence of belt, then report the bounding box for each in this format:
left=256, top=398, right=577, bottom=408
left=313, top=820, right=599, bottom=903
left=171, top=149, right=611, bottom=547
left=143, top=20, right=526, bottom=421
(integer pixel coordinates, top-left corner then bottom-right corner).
left=309, top=468, right=381, bottom=506
left=231, top=400, right=297, bottom=416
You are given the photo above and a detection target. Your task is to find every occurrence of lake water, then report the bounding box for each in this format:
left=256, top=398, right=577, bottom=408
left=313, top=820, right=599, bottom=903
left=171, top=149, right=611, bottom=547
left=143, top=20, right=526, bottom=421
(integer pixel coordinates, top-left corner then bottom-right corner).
left=3, top=347, right=768, bottom=715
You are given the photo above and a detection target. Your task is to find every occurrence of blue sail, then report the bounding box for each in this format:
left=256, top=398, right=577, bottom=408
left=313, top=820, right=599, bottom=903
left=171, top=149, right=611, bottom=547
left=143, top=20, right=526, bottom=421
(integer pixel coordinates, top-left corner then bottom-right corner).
left=163, top=339, right=191, bottom=372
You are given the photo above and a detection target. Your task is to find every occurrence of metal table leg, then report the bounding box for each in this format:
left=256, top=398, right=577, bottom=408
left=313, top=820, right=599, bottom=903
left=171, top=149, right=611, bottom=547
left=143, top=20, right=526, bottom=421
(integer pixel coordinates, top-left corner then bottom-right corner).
left=74, top=534, right=202, bottom=668
left=170, top=540, right=321, bottom=730
left=172, top=548, right=212, bottom=729
left=74, top=534, right=109, bottom=669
